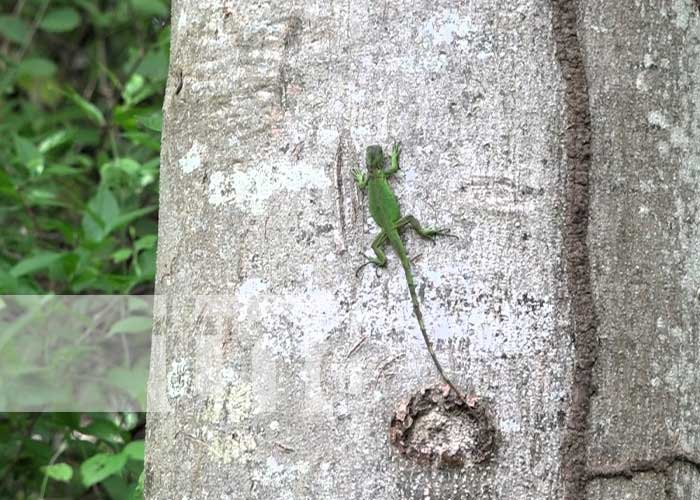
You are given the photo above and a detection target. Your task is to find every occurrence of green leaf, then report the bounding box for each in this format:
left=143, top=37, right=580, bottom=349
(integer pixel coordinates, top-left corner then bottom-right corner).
left=134, top=235, right=156, bottom=251
left=107, top=316, right=151, bottom=336
left=49, top=412, right=81, bottom=429
left=73, top=0, right=110, bottom=27
left=44, top=164, right=80, bottom=176
left=101, top=475, right=131, bottom=500
left=13, top=135, right=44, bottom=174
left=108, top=206, right=156, bottom=234
left=81, top=419, right=124, bottom=445
left=65, top=88, right=106, bottom=126
left=42, top=462, right=73, bottom=482
left=82, top=188, right=119, bottom=241
left=123, top=74, right=145, bottom=105
left=100, top=157, right=156, bottom=192
left=122, top=131, right=160, bottom=151
left=112, top=248, right=132, bottom=263
left=121, top=78, right=156, bottom=107
left=23, top=439, right=52, bottom=463
left=80, top=452, right=127, bottom=487
left=0, top=70, right=18, bottom=94
left=157, top=25, right=171, bottom=46
left=123, top=441, right=145, bottom=461
left=0, top=16, right=29, bottom=44
left=0, top=270, right=21, bottom=294
left=138, top=111, right=162, bottom=132
left=42, top=219, right=77, bottom=242
left=136, top=248, right=156, bottom=282
left=39, top=8, right=81, bottom=33
left=134, top=469, right=145, bottom=498
left=27, top=189, right=63, bottom=207
left=130, top=0, right=168, bottom=17
left=0, top=169, right=18, bottom=197
left=17, top=58, right=57, bottom=78
left=10, top=252, right=64, bottom=277
left=39, top=130, right=74, bottom=153
left=101, top=158, right=140, bottom=178
left=136, top=50, right=168, bottom=81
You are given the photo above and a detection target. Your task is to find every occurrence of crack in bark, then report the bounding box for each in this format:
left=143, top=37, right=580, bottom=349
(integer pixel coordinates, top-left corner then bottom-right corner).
left=588, top=449, right=700, bottom=498
left=334, top=137, right=347, bottom=244
left=586, top=448, right=700, bottom=481
left=550, top=1, right=597, bottom=499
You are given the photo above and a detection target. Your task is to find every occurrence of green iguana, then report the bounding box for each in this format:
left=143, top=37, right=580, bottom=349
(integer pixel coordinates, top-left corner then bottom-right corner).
left=353, top=143, right=462, bottom=396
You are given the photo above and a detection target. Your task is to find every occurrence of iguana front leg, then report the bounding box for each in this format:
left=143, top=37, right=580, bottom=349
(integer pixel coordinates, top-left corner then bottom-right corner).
left=356, top=231, right=387, bottom=276
left=352, top=167, right=368, bottom=189
left=384, top=142, right=401, bottom=177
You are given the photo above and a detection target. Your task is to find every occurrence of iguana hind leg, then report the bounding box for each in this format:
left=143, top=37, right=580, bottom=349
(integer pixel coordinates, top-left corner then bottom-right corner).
left=356, top=231, right=388, bottom=276
left=394, top=215, right=456, bottom=241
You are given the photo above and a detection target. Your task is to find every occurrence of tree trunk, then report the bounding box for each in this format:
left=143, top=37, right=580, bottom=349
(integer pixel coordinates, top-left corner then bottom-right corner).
left=145, top=1, right=700, bottom=499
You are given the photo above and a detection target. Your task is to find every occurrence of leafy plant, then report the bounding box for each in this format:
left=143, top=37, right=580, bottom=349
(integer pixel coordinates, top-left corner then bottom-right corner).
left=0, top=0, right=168, bottom=497
left=0, top=412, right=146, bottom=499
left=0, top=0, right=169, bottom=294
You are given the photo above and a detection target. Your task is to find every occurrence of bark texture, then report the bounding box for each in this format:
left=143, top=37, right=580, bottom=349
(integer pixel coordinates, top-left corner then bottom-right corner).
left=581, top=1, right=700, bottom=499
left=146, top=1, right=700, bottom=499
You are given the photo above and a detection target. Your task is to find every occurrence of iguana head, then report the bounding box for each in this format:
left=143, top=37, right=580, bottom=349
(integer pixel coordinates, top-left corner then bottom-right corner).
left=365, top=145, right=384, bottom=172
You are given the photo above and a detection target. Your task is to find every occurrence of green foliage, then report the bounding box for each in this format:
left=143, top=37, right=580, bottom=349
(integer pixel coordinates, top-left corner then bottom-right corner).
left=39, top=8, right=81, bottom=33
left=0, top=0, right=168, bottom=497
left=0, top=0, right=169, bottom=294
left=0, top=412, right=146, bottom=499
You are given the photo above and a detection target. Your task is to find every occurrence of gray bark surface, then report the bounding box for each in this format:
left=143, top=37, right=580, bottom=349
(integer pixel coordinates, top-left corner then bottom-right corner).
left=145, top=1, right=699, bottom=499
left=582, top=1, right=700, bottom=499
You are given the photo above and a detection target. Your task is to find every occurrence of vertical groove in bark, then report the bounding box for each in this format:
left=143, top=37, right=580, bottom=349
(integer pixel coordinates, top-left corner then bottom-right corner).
left=550, top=1, right=597, bottom=499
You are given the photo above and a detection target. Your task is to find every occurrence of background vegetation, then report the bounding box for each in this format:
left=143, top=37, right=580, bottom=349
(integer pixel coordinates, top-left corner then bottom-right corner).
left=0, top=0, right=168, bottom=497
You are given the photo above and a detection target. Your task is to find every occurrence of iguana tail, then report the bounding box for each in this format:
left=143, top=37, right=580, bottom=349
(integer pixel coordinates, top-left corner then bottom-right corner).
left=388, top=231, right=463, bottom=396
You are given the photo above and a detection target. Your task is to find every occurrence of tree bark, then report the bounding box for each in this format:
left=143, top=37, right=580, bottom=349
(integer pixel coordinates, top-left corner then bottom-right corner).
left=577, top=1, right=700, bottom=499
left=146, top=1, right=700, bottom=499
